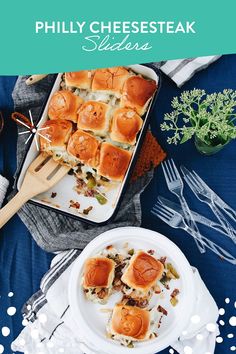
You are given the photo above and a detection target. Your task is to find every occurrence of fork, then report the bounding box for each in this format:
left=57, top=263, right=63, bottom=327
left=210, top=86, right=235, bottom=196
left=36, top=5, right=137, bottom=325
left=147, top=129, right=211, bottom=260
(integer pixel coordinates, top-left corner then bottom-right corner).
left=162, top=159, right=206, bottom=253
left=151, top=202, right=236, bottom=265
left=181, top=166, right=236, bottom=244
left=189, top=169, right=236, bottom=222
left=158, top=196, right=233, bottom=239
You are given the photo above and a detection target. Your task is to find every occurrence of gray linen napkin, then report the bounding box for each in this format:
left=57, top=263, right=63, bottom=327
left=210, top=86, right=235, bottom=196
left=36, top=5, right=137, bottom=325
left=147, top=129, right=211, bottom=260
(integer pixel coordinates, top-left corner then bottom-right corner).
left=11, top=75, right=153, bottom=253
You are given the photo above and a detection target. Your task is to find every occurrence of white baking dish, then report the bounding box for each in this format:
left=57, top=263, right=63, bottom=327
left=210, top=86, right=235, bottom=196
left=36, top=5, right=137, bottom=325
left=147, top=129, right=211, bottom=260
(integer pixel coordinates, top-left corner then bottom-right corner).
left=16, top=65, right=161, bottom=224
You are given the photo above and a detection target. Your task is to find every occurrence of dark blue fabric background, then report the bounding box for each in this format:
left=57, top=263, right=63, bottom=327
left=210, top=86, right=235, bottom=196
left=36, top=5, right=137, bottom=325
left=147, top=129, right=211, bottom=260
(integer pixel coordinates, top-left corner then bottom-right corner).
left=0, top=55, right=235, bottom=354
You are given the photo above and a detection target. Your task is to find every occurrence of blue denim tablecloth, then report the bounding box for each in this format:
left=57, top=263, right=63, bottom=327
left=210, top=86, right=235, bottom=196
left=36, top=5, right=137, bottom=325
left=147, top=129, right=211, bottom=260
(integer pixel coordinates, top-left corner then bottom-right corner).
left=0, top=55, right=235, bottom=354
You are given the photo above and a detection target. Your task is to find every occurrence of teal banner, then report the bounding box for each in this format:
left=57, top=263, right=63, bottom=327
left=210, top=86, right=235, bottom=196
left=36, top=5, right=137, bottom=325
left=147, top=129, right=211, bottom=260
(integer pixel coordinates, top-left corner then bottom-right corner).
left=0, top=0, right=236, bottom=74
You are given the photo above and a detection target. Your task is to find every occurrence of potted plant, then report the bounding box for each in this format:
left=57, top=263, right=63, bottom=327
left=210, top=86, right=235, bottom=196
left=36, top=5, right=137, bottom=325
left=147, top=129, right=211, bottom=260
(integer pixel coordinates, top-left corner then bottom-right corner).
left=161, top=89, right=236, bottom=155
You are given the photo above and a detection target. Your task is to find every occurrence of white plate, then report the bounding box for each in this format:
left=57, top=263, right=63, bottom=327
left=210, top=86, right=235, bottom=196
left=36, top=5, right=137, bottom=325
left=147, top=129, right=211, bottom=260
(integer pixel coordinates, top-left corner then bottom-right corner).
left=17, top=65, right=159, bottom=224
left=68, top=227, right=195, bottom=354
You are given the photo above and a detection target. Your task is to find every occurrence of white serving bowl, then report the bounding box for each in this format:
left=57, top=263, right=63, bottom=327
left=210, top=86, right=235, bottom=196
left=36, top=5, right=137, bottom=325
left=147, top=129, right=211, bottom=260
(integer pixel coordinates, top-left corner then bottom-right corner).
left=68, top=227, right=195, bottom=354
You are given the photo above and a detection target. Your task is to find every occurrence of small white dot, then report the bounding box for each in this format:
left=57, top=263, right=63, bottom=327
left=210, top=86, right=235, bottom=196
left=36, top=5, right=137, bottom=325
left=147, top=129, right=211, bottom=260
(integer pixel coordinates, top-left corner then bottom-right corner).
left=19, top=338, right=25, bottom=346
left=182, top=330, right=188, bottom=336
left=216, top=336, right=223, bottom=343
left=38, top=313, right=47, bottom=324
left=229, top=316, right=236, bottom=326
left=8, top=292, right=14, bottom=297
left=2, top=327, right=10, bottom=337
left=225, top=298, right=230, bottom=304
left=169, top=349, right=174, bottom=354
left=27, top=304, right=32, bottom=310
left=22, top=319, right=28, bottom=326
left=184, top=346, right=192, bottom=354
left=234, top=301, right=236, bottom=309
left=31, top=329, right=39, bottom=339
left=219, top=308, right=225, bottom=316
left=228, top=333, right=234, bottom=338
left=7, top=307, right=16, bottom=316
left=230, top=346, right=236, bottom=351
left=0, top=345, right=4, bottom=354
left=191, top=315, right=201, bottom=324
left=206, top=323, right=216, bottom=332
left=32, top=128, right=36, bottom=133
left=219, top=320, right=225, bottom=326
left=196, top=334, right=203, bottom=341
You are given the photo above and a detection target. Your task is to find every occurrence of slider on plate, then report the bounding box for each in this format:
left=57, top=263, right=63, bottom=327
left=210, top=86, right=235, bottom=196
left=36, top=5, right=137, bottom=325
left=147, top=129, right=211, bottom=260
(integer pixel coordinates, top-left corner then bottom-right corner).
left=121, top=251, right=164, bottom=294
left=77, top=101, right=111, bottom=136
left=97, top=142, right=132, bottom=182
left=92, top=67, right=130, bottom=98
left=110, top=108, right=143, bottom=145
left=67, top=130, right=100, bottom=167
left=48, top=90, right=83, bottom=123
left=65, top=70, right=93, bottom=90
left=82, top=257, right=116, bottom=304
left=120, top=76, right=157, bottom=116
left=107, top=304, right=150, bottom=343
left=39, top=119, right=73, bottom=163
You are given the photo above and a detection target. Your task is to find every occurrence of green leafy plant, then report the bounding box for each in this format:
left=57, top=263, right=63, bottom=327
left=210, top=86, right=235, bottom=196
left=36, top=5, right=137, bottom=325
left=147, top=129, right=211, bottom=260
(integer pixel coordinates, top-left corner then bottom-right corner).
left=161, top=89, right=236, bottom=147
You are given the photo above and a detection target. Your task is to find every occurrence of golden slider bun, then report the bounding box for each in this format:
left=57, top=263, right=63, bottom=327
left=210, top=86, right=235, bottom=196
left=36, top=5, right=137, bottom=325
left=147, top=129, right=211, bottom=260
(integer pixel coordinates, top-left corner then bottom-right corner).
left=121, top=251, right=164, bottom=292
left=83, top=257, right=116, bottom=289
left=39, top=119, right=72, bottom=151
left=48, top=90, right=83, bottom=123
left=65, top=70, right=93, bottom=90
left=92, top=67, right=130, bottom=97
left=110, top=108, right=143, bottom=145
left=77, top=101, right=111, bottom=136
left=109, top=304, right=150, bottom=340
left=121, top=76, right=157, bottom=115
left=97, top=143, right=132, bottom=182
left=67, top=130, right=100, bottom=167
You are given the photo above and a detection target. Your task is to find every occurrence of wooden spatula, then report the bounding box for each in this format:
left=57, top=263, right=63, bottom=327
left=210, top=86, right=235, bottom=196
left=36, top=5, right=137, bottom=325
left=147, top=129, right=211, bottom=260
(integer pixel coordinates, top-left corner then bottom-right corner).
left=0, top=153, right=70, bottom=229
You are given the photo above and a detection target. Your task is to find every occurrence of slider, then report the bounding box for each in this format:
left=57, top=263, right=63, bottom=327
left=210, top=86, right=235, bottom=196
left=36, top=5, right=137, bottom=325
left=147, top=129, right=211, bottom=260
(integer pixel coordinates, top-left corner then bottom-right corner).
left=121, top=251, right=164, bottom=293
left=77, top=100, right=111, bottom=136
left=67, top=130, right=100, bottom=167
left=107, top=304, right=150, bottom=341
left=110, top=108, right=143, bottom=145
left=92, top=67, right=130, bottom=98
left=83, top=257, right=116, bottom=304
left=48, top=90, right=83, bottom=123
left=65, top=70, right=93, bottom=90
left=121, top=76, right=157, bottom=115
left=97, top=142, right=132, bottom=182
left=39, top=119, right=72, bottom=163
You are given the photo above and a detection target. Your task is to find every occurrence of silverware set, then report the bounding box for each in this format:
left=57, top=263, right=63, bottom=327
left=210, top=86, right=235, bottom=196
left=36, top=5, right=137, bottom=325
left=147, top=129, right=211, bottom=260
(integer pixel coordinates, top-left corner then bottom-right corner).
left=151, top=159, right=236, bottom=265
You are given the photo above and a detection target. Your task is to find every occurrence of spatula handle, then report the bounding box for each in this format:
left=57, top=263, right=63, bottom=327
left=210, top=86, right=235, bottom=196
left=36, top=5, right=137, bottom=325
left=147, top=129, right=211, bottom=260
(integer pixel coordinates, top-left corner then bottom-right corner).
left=0, top=191, right=31, bottom=228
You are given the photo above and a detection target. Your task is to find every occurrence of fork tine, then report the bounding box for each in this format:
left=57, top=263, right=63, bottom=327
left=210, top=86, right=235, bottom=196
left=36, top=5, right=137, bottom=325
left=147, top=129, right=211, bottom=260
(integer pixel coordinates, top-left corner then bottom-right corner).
left=186, top=171, right=204, bottom=193
left=167, top=159, right=175, bottom=181
left=184, top=174, right=202, bottom=193
left=151, top=210, right=170, bottom=224
left=154, top=202, right=176, bottom=217
left=162, top=160, right=172, bottom=183
left=153, top=205, right=172, bottom=219
left=181, top=165, right=203, bottom=192
left=192, top=170, right=208, bottom=187
left=170, top=158, right=181, bottom=179
left=153, top=203, right=173, bottom=217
